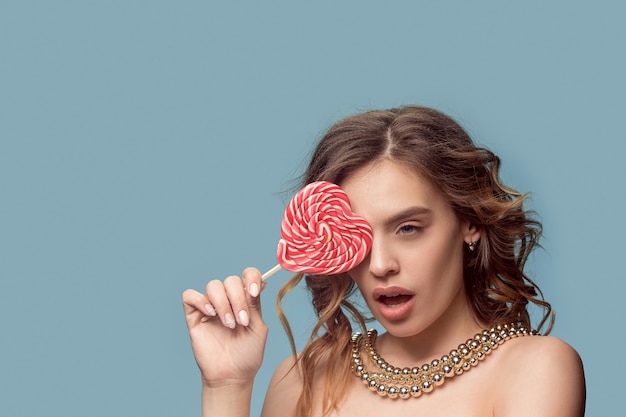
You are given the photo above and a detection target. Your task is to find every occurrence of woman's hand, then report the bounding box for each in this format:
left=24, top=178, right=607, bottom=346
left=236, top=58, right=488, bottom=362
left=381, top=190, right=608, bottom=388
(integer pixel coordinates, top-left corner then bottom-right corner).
left=182, top=267, right=268, bottom=388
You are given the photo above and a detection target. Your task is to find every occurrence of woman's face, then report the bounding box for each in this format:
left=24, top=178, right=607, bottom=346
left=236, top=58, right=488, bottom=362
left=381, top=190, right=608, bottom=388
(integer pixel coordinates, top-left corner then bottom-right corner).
left=341, top=159, right=480, bottom=337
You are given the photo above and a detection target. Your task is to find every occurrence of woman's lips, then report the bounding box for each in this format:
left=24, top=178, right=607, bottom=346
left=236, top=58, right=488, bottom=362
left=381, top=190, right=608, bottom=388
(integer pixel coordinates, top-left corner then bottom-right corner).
left=379, top=294, right=413, bottom=306
left=373, top=287, right=416, bottom=321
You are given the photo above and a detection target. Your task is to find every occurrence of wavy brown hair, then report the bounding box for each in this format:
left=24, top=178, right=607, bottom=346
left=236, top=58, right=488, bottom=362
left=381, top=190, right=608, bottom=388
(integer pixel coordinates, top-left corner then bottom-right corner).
left=276, top=106, right=552, bottom=417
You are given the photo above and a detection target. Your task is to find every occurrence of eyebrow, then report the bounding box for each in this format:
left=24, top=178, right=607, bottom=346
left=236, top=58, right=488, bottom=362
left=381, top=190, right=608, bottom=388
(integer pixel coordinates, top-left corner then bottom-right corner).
left=385, top=206, right=433, bottom=226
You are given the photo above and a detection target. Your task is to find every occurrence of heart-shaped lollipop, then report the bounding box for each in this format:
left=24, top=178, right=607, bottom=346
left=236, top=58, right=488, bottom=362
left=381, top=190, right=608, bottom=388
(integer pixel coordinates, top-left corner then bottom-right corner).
left=262, top=181, right=373, bottom=280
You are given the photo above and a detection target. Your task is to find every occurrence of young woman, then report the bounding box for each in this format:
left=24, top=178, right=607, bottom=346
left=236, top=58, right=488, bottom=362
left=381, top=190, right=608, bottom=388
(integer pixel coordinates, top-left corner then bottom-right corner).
left=182, top=106, right=586, bottom=417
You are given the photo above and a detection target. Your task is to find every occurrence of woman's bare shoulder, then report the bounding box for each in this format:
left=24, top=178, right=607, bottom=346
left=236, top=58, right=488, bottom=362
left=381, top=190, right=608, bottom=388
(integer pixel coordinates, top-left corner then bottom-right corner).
left=492, top=334, right=585, bottom=417
left=261, top=355, right=303, bottom=417
left=497, top=334, right=584, bottom=375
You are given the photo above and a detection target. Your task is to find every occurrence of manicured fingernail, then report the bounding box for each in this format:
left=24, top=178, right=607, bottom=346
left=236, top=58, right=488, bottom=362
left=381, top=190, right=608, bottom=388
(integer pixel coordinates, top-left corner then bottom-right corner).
left=224, top=313, right=236, bottom=329
left=200, top=316, right=209, bottom=323
left=205, top=304, right=216, bottom=316
left=238, top=310, right=249, bottom=326
left=249, top=282, right=259, bottom=297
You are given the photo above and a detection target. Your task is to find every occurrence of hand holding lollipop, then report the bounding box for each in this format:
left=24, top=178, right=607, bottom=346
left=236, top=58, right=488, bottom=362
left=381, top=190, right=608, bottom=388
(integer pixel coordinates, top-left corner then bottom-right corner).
left=182, top=181, right=372, bottom=405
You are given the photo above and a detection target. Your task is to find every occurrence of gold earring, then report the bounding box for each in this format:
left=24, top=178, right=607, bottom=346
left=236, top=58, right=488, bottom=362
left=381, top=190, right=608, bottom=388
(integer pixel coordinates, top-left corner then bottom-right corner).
left=468, top=241, right=478, bottom=251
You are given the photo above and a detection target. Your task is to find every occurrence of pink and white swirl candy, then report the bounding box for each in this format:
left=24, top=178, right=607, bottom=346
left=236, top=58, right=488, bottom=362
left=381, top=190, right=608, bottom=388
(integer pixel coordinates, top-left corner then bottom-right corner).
left=272, top=181, right=373, bottom=276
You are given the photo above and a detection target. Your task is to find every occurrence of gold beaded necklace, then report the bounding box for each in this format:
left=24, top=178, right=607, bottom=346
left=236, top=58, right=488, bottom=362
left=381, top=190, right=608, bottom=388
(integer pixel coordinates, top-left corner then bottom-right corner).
left=351, top=323, right=538, bottom=399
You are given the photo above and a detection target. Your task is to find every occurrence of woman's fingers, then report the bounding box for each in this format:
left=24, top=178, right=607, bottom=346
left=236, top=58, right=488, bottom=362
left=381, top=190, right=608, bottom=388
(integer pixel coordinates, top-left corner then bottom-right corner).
left=181, top=288, right=215, bottom=325
left=223, top=275, right=251, bottom=327
left=205, top=278, right=237, bottom=329
left=242, top=267, right=263, bottom=319
left=183, top=268, right=266, bottom=330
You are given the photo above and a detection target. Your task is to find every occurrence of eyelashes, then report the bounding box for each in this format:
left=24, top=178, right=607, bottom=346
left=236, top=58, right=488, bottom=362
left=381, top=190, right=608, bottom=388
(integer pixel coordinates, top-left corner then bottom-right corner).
left=397, top=223, right=425, bottom=236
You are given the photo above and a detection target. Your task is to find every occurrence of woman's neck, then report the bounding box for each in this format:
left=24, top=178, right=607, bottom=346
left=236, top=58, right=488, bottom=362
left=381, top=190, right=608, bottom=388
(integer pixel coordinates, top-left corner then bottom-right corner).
left=375, top=295, right=485, bottom=366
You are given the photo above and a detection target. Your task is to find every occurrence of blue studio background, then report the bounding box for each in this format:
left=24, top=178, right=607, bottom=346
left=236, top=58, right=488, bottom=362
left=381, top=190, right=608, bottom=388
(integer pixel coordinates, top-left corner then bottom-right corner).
left=1, top=1, right=623, bottom=416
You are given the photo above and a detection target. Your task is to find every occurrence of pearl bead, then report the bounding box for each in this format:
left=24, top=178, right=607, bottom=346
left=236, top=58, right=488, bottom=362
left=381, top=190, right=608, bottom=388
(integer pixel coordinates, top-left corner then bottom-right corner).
left=421, top=380, right=433, bottom=393
left=410, top=385, right=421, bottom=397
left=433, top=373, right=444, bottom=386
left=451, top=355, right=462, bottom=368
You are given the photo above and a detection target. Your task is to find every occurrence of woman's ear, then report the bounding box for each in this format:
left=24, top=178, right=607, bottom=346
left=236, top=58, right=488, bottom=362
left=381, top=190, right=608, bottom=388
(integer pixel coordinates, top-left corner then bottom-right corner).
left=463, top=222, right=481, bottom=246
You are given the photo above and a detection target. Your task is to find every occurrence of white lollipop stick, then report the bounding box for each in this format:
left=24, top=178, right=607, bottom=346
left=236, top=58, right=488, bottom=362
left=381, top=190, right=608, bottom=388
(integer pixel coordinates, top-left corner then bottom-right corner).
left=261, top=264, right=282, bottom=281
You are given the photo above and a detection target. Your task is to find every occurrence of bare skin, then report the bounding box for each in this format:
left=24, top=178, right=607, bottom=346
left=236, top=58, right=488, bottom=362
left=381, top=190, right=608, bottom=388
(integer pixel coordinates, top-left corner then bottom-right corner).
left=263, top=334, right=585, bottom=417
left=183, top=160, right=585, bottom=417
left=182, top=269, right=267, bottom=417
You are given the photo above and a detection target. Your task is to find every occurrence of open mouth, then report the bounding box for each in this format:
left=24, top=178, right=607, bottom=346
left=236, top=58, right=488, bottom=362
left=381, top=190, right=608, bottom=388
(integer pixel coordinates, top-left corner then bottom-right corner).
left=377, top=294, right=413, bottom=307
left=372, top=288, right=416, bottom=321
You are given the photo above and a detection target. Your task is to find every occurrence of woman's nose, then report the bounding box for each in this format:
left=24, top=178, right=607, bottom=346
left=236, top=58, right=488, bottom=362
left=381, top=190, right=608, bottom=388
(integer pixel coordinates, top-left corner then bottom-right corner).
left=367, top=238, right=399, bottom=278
